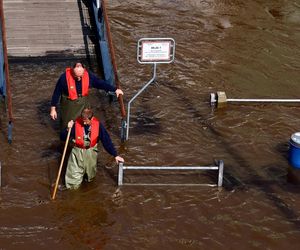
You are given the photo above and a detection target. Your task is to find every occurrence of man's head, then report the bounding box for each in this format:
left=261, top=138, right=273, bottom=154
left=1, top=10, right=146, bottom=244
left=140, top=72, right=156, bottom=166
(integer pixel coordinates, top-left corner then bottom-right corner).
left=81, top=108, right=93, bottom=125
left=72, top=62, right=85, bottom=79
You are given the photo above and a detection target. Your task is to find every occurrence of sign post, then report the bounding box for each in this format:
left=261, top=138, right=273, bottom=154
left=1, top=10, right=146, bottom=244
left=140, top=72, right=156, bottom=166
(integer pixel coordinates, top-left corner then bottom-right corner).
left=125, top=38, right=175, bottom=140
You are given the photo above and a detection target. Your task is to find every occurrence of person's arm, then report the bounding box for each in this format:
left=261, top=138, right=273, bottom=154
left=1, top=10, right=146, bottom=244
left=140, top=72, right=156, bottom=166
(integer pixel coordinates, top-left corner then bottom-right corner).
left=51, top=74, right=65, bottom=107
left=99, top=123, right=124, bottom=163
left=50, top=74, right=65, bottom=120
left=99, top=123, right=118, bottom=156
left=89, top=71, right=124, bottom=97
left=60, top=120, right=75, bottom=141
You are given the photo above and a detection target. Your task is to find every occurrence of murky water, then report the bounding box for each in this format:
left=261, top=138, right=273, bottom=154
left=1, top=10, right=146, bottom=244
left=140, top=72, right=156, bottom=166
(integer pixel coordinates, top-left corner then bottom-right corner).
left=1, top=0, right=300, bottom=249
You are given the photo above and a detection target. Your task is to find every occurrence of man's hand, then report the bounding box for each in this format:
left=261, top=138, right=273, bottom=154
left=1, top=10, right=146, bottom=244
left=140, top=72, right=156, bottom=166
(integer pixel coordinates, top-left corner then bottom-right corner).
left=115, top=156, right=124, bottom=163
left=68, top=120, right=74, bottom=129
left=50, top=106, right=57, bottom=120
left=115, top=89, right=123, bottom=98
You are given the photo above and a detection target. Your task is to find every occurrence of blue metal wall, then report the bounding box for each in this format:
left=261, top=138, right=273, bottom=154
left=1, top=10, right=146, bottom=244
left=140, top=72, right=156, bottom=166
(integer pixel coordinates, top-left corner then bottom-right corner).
left=91, top=0, right=115, bottom=87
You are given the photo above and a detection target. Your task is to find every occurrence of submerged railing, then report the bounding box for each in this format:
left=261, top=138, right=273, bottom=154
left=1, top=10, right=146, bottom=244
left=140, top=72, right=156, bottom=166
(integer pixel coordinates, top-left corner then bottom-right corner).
left=0, top=0, right=13, bottom=143
left=118, top=160, right=224, bottom=187
left=91, top=0, right=126, bottom=141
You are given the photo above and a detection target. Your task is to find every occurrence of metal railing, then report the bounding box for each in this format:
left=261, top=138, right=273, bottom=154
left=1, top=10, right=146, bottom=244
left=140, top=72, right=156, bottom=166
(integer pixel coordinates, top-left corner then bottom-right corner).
left=118, top=160, right=224, bottom=187
left=91, top=0, right=126, bottom=141
left=0, top=0, right=13, bottom=143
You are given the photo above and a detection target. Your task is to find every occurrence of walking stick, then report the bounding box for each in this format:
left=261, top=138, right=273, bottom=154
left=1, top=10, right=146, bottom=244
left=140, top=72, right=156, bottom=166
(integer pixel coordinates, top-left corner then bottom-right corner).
left=51, top=128, right=72, bottom=200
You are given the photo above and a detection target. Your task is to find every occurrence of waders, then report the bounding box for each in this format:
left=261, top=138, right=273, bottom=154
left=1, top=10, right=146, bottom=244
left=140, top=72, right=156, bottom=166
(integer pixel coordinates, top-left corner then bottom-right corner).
left=60, top=95, right=89, bottom=130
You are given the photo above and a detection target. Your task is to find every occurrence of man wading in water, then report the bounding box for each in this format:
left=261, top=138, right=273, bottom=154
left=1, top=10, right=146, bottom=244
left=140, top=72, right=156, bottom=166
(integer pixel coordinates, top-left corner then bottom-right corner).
left=61, top=108, right=124, bottom=189
left=50, top=62, right=123, bottom=133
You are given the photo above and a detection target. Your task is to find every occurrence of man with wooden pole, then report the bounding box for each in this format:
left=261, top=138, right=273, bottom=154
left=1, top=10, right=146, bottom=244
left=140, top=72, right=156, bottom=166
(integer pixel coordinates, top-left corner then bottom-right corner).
left=52, top=108, right=124, bottom=196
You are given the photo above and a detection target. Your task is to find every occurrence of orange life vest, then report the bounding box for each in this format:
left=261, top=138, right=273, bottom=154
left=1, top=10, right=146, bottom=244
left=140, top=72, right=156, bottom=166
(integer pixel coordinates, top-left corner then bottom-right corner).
left=65, top=68, right=89, bottom=100
left=75, top=117, right=100, bottom=148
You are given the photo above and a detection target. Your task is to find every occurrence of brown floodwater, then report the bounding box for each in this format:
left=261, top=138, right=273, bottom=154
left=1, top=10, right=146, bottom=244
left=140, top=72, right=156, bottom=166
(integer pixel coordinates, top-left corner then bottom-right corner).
left=1, top=0, right=300, bottom=249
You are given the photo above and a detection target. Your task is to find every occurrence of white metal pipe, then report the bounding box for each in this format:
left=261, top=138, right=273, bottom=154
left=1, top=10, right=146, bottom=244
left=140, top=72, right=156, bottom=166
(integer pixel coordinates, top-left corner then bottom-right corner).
left=122, top=183, right=217, bottom=187
left=118, top=162, right=123, bottom=186
left=218, top=160, right=224, bottom=187
left=123, top=166, right=218, bottom=170
left=227, top=99, right=300, bottom=103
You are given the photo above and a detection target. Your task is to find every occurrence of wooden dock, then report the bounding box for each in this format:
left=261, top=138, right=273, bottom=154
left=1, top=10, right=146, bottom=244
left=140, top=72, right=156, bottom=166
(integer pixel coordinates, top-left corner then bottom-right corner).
left=3, top=0, right=97, bottom=58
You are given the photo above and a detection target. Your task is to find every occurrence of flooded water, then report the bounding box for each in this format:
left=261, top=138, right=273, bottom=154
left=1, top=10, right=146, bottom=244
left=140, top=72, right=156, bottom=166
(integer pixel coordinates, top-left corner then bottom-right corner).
left=1, top=0, right=300, bottom=249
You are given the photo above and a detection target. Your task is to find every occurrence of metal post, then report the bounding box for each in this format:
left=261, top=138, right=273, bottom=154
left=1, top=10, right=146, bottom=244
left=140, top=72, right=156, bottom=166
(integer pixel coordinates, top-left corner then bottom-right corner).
left=118, top=162, right=124, bottom=186
left=8, top=120, right=12, bottom=144
left=126, top=63, right=157, bottom=140
left=218, top=160, right=224, bottom=187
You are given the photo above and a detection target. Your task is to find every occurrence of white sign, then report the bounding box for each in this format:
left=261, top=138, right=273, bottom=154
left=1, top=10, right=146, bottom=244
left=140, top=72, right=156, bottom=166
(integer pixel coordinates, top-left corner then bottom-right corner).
left=141, top=41, right=171, bottom=61
left=137, top=38, right=175, bottom=64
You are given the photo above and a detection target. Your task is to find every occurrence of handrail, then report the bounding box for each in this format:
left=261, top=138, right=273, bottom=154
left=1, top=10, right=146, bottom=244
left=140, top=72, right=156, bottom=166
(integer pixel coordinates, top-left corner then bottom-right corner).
left=101, top=0, right=126, bottom=118
left=0, top=0, right=13, bottom=143
left=118, top=160, right=224, bottom=187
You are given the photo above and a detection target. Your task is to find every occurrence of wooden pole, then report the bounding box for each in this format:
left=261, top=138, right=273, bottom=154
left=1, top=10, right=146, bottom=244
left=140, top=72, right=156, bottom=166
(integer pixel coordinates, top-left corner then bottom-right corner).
left=51, top=128, right=72, bottom=200
left=101, top=0, right=126, bottom=118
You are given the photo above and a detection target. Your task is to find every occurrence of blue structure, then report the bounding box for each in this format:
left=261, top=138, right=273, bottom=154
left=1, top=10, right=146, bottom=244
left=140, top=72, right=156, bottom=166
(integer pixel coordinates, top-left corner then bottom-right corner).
left=91, top=0, right=115, bottom=88
left=0, top=9, right=13, bottom=144
left=289, top=132, right=300, bottom=169
left=0, top=20, right=5, bottom=99
left=90, top=0, right=127, bottom=141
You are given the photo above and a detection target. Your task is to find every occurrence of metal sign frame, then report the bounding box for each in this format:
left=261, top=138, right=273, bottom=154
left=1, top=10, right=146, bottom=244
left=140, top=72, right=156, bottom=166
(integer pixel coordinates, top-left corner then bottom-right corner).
left=137, top=38, right=175, bottom=64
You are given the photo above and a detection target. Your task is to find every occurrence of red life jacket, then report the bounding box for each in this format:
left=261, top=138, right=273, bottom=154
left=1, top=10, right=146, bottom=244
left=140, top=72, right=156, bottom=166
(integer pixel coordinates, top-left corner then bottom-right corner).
left=75, top=117, right=100, bottom=148
left=65, top=68, right=89, bottom=100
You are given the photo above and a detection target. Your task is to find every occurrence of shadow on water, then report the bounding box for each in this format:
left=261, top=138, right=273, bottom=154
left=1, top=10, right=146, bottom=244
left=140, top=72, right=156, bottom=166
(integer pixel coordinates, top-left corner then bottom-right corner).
left=132, top=108, right=162, bottom=135
left=101, top=162, right=119, bottom=187
left=276, top=141, right=290, bottom=161
left=46, top=142, right=71, bottom=188
left=163, top=80, right=300, bottom=230
left=36, top=97, right=70, bottom=187
left=36, top=99, right=59, bottom=130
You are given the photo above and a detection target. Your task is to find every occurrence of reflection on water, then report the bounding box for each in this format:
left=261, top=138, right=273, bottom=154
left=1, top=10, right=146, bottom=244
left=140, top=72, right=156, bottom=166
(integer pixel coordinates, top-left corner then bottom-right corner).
left=1, top=0, right=300, bottom=249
